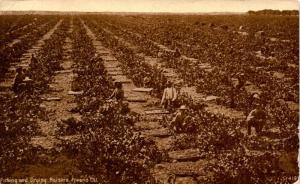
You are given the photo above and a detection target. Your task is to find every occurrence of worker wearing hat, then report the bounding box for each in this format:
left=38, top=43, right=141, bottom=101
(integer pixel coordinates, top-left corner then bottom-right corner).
left=248, top=92, right=260, bottom=108
left=246, top=96, right=268, bottom=136
left=171, top=105, right=189, bottom=133
left=161, top=81, right=178, bottom=110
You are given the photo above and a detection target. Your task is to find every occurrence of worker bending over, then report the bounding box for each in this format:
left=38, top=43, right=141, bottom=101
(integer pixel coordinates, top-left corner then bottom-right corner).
left=246, top=101, right=268, bottom=136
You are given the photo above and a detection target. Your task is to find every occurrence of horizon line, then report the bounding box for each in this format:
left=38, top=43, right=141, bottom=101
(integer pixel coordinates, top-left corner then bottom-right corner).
left=0, top=9, right=298, bottom=14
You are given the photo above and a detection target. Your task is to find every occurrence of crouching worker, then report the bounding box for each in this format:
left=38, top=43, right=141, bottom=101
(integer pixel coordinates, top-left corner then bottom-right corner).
left=12, top=67, right=28, bottom=93
left=170, top=105, right=190, bottom=133
left=109, top=82, right=124, bottom=102
left=246, top=103, right=268, bottom=136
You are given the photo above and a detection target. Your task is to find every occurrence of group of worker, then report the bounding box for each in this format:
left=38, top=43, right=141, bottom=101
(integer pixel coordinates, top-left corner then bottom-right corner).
left=13, top=54, right=267, bottom=136
left=108, top=76, right=267, bottom=136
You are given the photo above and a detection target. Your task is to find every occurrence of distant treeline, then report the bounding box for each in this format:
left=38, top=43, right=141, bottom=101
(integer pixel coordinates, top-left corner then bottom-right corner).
left=248, top=9, right=299, bottom=16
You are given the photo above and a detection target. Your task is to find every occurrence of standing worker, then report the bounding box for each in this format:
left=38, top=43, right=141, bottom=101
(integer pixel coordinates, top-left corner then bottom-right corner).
left=161, top=81, right=178, bottom=110
left=230, top=72, right=246, bottom=108
left=174, top=47, right=181, bottom=58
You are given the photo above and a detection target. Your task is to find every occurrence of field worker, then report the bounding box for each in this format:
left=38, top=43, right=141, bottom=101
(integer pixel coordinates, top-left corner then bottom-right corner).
left=171, top=105, right=189, bottom=132
left=143, top=73, right=151, bottom=87
left=246, top=101, right=268, bottom=136
left=71, top=73, right=81, bottom=91
left=157, top=51, right=163, bottom=58
left=161, top=81, right=178, bottom=110
left=29, top=54, right=39, bottom=70
left=236, top=73, right=246, bottom=89
left=12, top=67, right=26, bottom=93
left=248, top=93, right=260, bottom=110
left=31, top=54, right=38, bottom=63
left=109, top=82, right=124, bottom=102
left=92, top=54, right=99, bottom=62
left=174, top=48, right=181, bottom=58
left=230, top=72, right=246, bottom=108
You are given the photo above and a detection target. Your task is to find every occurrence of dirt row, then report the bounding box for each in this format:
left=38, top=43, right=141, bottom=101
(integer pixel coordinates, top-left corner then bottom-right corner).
left=7, top=22, right=50, bottom=48
left=100, top=20, right=298, bottom=113
left=6, top=19, right=78, bottom=178
left=0, top=19, right=63, bottom=95
left=82, top=20, right=213, bottom=184
left=30, top=21, right=77, bottom=149
left=13, top=18, right=82, bottom=178
left=94, top=21, right=246, bottom=120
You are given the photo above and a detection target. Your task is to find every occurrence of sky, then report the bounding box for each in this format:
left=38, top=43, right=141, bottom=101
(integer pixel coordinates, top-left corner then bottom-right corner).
left=0, top=0, right=299, bottom=12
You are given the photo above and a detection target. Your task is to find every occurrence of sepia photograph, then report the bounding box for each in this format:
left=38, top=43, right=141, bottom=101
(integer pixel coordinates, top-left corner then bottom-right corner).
left=0, top=0, right=299, bottom=183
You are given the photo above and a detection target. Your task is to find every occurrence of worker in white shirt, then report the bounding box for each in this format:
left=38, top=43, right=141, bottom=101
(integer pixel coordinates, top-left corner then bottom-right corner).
left=161, top=81, right=178, bottom=110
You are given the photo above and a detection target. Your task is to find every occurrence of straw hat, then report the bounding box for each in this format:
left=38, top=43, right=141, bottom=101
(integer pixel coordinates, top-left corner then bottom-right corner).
left=179, top=105, right=188, bottom=110
left=253, top=93, right=260, bottom=99
left=23, top=77, right=32, bottom=82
